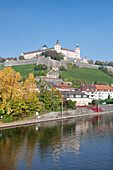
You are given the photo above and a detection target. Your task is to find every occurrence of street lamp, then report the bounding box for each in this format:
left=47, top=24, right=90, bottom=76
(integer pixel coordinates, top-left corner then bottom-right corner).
left=61, top=99, right=63, bottom=117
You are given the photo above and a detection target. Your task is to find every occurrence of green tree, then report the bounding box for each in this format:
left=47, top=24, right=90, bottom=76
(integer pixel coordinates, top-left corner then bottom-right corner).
left=60, top=65, right=67, bottom=71
left=67, top=63, right=73, bottom=70
left=108, top=61, right=113, bottom=67
left=0, top=57, right=5, bottom=63
left=19, top=55, right=24, bottom=60
left=108, top=94, right=110, bottom=100
left=42, top=50, right=64, bottom=61
left=38, top=81, right=62, bottom=111
left=94, top=80, right=98, bottom=84
left=72, top=79, right=82, bottom=86
left=89, top=59, right=94, bottom=64
left=34, top=64, right=47, bottom=70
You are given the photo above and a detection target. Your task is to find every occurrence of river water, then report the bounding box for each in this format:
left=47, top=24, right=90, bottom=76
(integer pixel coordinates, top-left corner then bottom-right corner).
left=0, top=113, right=113, bottom=170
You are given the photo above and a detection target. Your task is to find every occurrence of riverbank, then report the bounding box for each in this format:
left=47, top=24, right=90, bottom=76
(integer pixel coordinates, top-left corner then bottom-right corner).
left=0, top=110, right=113, bottom=130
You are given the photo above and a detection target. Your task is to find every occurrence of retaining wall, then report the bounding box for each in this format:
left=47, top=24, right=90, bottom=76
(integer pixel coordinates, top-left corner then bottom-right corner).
left=99, top=104, right=113, bottom=112
left=29, top=105, right=113, bottom=121
left=73, top=62, right=113, bottom=72
left=75, top=107, right=95, bottom=115
left=4, top=59, right=38, bottom=66
left=75, top=63, right=99, bottom=69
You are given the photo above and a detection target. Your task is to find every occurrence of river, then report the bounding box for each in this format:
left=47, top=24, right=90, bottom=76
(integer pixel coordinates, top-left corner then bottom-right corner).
left=0, top=113, right=113, bottom=170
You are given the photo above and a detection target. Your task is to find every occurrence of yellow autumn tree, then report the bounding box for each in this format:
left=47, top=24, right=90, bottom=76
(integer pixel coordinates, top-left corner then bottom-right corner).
left=0, top=68, right=40, bottom=118
left=0, top=67, right=22, bottom=101
left=24, top=73, right=40, bottom=114
left=0, top=67, right=23, bottom=115
left=24, top=73, right=36, bottom=94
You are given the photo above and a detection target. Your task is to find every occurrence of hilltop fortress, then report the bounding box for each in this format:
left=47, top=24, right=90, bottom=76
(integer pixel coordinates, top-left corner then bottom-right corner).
left=3, top=40, right=113, bottom=73
left=21, top=40, right=88, bottom=64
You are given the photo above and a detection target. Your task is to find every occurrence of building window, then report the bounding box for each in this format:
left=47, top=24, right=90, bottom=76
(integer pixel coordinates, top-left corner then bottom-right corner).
left=69, top=95, right=74, bottom=98
left=76, top=95, right=81, bottom=98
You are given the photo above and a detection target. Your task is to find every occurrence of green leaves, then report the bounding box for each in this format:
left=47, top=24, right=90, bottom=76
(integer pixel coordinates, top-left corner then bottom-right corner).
left=0, top=68, right=41, bottom=120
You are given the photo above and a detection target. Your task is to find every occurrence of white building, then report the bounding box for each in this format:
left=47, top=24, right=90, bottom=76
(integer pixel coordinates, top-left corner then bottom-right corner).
left=77, top=84, right=113, bottom=102
left=47, top=67, right=59, bottom=79
left=56, top=83, right=75, bottom=91
left=61, top=91, right=89, bottom=106
left=20, top=40, right=88, bottom=63
left=94, top=85, right=113, bottom=100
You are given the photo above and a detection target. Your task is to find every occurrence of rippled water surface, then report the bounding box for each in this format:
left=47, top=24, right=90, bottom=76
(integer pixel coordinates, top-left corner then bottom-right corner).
left=0, top=114, right=113, bottom=170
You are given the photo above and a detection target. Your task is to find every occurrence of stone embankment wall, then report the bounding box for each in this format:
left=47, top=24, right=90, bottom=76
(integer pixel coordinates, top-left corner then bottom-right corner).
left=75, top=104, right=113, bottom=115
left=105, top=66, right=113, bottom=72
left=3, top=56, right=67, bottom=69
left=4, top=59, right=38, bottom=67
left=40, top=104, right=113, bottom=120
left=75, top=107, right=95, bottom=115
left=71, top=62, right=113, bottom=72
left=75, top=63, right=99, bottom=69
left=37, top=56, right=67, bottom=69
left=99, top=104, right=113, bottom=112
left=35, top=77, right=63, bottom=84
left=3, top=57, right=113, bottom=72
left=39, top=110, right=76, bottom=120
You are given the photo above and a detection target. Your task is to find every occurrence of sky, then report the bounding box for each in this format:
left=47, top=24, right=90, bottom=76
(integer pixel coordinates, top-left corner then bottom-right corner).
left=0, top=0, right=113, bottom=61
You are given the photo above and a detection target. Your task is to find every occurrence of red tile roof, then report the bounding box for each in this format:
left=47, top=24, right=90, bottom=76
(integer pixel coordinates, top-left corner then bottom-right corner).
left=77, top=84, right=96, bottom=92
left=24, top=48, right=53, bottom=55
left=23, top=47, right=75, bottom=55
left=61, top=48, right=75, bottom=52
left=95, top=85, right=113, bottom=91
left=56, top=83, right=75, bottom=89
left=77, top=84, right=113, bottom=92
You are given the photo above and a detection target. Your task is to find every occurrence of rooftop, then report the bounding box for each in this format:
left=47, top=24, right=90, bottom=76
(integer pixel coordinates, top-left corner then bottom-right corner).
left=77, top=84, right=96, bottom=92
left=56, top=83, right=75, bottom=89
left=95, top=85, right=113, bottom=91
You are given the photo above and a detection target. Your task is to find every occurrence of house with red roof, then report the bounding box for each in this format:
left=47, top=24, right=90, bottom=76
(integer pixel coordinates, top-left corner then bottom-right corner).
left=94, top=85, right=113, bottom=100
left=77, top=84, right=113, bottom=102
left=56, top=83, right=75, bottom=91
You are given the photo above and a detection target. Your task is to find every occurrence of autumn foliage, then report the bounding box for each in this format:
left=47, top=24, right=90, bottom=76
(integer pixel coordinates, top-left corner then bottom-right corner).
left=0, top=67, right=40, bottom=120
left=0, top=67, right=76, bottom=122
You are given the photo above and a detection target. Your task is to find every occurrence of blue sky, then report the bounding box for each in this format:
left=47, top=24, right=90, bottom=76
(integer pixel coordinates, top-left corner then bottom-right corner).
left=0, top=0, right=113, bottom=61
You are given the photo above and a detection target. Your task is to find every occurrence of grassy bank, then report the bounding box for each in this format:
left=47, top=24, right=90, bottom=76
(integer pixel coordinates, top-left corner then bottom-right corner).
left=0, top=64, right=48, bottom=78
left=1, top=63, right=113, bottom=84
left=60, top=67, right=113, bottom=84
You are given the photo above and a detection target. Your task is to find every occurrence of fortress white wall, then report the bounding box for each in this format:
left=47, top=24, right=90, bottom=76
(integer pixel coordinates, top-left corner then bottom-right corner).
left=21, top=41, right=87, bottom=63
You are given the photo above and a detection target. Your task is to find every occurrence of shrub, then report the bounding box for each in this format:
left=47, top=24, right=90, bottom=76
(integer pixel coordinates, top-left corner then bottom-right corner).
left=34, top=64, right=47, bottom=70
left=72, top=79, right=82, bottom=86
left=60, top=65, right=67, bottom=71
left=42, top=50, right=64, bottom=61
left=19, top=55, right=24, bottom=60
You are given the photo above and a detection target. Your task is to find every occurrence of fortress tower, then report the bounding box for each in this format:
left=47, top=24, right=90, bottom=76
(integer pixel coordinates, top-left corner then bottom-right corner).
left=42, top=44, right=47, bottom=50
left=75, top=44, right=80, bottom=59
left=54, top=40, right=61, bottom=52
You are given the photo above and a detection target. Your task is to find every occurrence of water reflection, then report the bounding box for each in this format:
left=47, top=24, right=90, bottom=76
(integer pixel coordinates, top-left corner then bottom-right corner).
left=0, top=113, right=113, bottom=169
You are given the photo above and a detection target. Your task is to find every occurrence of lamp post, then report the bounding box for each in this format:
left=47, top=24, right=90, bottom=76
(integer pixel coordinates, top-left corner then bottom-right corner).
left=61, top=99, right=63, bottom=117
left=98, top=99, right=100, bottom=113
left=97, top=99, right=98, bottom=113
